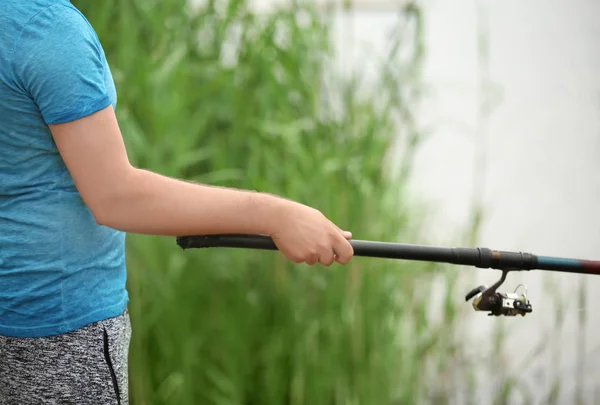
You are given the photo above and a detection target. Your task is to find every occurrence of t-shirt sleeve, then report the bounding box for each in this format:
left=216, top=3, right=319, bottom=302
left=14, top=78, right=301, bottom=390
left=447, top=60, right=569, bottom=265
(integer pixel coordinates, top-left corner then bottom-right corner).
left=12, top=5, right=112, bottom=125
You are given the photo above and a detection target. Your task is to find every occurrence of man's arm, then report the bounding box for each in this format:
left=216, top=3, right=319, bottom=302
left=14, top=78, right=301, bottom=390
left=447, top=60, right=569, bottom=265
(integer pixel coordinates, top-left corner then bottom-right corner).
left=49, top=106, right=354, bottom=265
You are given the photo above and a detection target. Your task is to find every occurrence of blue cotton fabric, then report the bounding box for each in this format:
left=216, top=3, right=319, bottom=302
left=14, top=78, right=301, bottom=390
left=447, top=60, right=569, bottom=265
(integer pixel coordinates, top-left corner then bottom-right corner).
left=0, top=0, right=128, bottom=337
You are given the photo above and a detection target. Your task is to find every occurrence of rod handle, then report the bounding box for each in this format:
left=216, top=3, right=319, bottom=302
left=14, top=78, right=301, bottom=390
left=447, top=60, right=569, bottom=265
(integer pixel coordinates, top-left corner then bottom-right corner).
left=176, top=234, right=477, bottom=265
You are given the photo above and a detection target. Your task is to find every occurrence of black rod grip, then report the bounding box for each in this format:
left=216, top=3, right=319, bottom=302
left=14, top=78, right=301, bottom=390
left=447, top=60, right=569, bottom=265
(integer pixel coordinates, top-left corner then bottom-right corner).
left=176, top=234, right=538, bottom=270
left=177, top=234, right=454, bottom=260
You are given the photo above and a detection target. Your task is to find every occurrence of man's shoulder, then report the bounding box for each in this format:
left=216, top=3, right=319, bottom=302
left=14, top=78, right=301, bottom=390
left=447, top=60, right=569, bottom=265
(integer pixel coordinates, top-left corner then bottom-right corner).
left=2, top=1, right=83, bottom=29
left=26, top=2, right=95, bottom=37
left=4, top=1, right=95, bottom=40
left=1, top=1, right=99, bottom=62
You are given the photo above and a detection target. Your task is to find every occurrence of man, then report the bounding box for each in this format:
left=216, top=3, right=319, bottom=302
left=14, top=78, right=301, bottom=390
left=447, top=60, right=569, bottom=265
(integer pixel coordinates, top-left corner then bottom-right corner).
left=0, top=1, right=354, bottom=403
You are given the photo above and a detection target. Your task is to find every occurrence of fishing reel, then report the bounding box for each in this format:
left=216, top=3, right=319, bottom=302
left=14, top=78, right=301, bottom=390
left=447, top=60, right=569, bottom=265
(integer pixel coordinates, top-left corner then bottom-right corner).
left=465, top=270, right=532, bottom=316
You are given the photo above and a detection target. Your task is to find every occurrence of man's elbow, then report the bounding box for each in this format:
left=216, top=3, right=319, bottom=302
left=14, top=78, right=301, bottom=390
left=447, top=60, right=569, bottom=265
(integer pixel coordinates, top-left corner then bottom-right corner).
left=91, top=205, right=114, bottom=228
left=81, top=170, right=139, bottom=230
left=85, top=195, right=120, bottom=229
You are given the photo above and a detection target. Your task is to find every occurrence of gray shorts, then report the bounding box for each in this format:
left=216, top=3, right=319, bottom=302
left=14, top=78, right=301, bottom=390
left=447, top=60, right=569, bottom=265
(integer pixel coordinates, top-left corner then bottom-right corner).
left=0, top=310, right=131, bottom=405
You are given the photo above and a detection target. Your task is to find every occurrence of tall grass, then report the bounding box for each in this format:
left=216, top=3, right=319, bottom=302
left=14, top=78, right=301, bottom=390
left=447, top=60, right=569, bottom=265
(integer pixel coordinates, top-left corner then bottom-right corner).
left=74, top=0, right=468, bottom=404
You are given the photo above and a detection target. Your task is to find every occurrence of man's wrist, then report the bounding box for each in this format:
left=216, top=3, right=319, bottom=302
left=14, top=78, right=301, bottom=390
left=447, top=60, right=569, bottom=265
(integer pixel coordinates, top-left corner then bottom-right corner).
left=251, top=191, right=287, bottom=236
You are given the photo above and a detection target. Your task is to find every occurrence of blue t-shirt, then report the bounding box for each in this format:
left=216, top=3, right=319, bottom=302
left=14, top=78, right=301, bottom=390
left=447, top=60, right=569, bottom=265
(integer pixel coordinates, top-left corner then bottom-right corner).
left=0, top=0, right=128, bottom=338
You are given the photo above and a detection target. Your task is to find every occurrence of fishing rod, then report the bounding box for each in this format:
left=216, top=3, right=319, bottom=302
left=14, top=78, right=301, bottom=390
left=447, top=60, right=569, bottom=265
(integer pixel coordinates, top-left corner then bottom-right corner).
left=176, top=234, right=600, bottom=317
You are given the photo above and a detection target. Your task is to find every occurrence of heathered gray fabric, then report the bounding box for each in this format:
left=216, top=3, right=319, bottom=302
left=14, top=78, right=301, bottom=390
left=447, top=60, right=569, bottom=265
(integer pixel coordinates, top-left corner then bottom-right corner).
left=0, top=310, right=131, bottom=405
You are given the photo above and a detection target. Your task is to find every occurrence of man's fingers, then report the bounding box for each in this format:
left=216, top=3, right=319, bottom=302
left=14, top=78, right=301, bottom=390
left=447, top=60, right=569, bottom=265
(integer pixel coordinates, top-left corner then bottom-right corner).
left=332, top=235, right=354, bottom=265
left=305, top=254, right=319, bottom=266
left=319, top=249, right=335, bottom=267
left=332, top=222, right=352, bottom=240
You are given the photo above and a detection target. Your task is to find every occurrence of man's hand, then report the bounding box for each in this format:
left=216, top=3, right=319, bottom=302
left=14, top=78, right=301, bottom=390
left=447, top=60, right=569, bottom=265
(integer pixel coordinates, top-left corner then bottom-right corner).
left=268, top=201, right=354, bottom=266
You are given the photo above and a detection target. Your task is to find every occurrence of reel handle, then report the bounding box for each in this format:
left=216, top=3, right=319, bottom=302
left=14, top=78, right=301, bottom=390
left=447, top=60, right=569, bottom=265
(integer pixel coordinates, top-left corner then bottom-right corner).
left=465, top=285, right=486, bottom=302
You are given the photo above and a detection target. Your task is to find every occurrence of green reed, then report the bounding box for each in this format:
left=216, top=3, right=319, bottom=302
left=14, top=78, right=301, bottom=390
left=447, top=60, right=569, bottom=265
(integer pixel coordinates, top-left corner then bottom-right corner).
left=73, top=0, right=480, bottom=404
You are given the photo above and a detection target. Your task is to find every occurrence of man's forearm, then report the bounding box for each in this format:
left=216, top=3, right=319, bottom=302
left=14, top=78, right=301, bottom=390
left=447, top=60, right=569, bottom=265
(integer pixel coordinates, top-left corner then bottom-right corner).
left=94, top=167, right=284, bottom=236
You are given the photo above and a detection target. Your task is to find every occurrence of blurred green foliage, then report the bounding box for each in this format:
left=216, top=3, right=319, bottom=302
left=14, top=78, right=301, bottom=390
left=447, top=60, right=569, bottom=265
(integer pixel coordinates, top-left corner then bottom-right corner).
left=73, top=0, right=464, bottom=404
